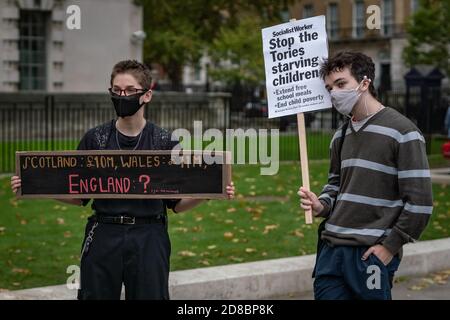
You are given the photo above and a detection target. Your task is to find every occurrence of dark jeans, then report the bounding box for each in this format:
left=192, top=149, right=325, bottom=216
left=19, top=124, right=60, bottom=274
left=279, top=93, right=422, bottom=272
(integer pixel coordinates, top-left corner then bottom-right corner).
left=313, top=243, right=400, bottom=300
left=77, top=217, right=171, bottom=300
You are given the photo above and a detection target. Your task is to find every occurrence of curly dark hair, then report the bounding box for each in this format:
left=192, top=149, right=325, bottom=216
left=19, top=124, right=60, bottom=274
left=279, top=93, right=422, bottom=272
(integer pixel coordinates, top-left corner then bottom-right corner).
left=110, top=60, right=152, bottom=89
left=320, top=51, right=377, bottom=98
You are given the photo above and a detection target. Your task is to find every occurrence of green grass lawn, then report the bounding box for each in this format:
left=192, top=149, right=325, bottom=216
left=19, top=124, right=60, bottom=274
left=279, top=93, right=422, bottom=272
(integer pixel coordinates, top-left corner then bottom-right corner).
left=0, top=159, right=449, bottom=290
left=0, top=140, right=80, bottom=173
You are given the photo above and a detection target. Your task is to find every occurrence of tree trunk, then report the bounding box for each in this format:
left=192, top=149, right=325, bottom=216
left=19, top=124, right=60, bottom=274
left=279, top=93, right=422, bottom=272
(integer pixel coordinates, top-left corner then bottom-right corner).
left=166, top=63, right=183, bottom=91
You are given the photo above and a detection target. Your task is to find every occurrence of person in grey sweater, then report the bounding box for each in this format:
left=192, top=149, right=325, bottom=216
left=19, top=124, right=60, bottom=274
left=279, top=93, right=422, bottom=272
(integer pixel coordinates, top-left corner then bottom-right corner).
left=298, top=51, right=433, bottom=300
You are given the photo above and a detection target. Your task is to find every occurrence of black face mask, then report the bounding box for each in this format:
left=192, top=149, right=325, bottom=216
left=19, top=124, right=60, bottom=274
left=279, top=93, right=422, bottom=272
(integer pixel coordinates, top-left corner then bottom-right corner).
left=111, top=91, right=147, bottom=118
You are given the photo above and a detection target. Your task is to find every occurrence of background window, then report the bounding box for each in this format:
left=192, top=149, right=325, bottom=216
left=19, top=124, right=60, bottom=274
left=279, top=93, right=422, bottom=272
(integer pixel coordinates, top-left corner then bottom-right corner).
left=353, top=0, right=365, bottom=38
left=382, top=0, right=394, bottom=36
left=411, top=0, right=420, bottom=13
left=327, top=3, right=339, bottom=40
left=303, top=4, right=314, bottom=19
left=19, top=10, right=48, bottom=90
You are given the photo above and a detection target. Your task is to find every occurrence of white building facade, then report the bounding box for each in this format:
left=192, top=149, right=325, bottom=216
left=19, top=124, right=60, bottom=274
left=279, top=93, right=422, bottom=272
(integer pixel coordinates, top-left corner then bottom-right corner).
left=0, top=0, right=144, bottom=93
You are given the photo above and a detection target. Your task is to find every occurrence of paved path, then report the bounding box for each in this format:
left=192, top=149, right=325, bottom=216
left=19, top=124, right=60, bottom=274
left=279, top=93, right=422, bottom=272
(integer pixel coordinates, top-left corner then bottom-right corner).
left=269, top=269, right=450, bottom=300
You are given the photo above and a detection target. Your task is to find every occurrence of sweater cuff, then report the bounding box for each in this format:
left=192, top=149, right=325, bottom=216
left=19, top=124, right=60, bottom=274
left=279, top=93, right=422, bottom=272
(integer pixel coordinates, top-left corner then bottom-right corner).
left=317, top=199, right=331, bottom=218
left=382, top=227, right=408, bottom=255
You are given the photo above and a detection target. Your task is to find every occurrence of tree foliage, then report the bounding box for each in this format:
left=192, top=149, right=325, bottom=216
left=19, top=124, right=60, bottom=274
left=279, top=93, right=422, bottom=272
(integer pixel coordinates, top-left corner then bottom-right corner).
left=403, top=0, right=450, bottom=77
left=208, top=15, right=270, bottom=86
left=137, top=0, right=290, bottom=89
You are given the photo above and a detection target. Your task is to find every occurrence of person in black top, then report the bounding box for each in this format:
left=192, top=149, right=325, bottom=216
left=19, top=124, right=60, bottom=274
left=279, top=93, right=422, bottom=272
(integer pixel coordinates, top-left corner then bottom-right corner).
left=11, top=60, right=235, bottom=300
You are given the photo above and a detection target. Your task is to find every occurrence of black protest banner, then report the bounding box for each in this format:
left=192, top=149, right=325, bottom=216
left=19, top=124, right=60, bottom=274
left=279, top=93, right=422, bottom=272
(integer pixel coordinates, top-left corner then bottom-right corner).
left=16, top=150, right=231, bottom=199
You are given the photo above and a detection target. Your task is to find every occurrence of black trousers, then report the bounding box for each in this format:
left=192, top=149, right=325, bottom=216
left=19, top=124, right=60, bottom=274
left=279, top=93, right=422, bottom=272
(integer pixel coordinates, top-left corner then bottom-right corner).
left=77, top=217, right=171, bottom=300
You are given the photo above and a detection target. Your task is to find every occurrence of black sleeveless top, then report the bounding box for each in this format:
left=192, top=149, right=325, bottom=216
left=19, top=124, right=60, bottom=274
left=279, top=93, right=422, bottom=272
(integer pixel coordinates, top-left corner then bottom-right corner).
left=76, top=120, right=180, bottom=217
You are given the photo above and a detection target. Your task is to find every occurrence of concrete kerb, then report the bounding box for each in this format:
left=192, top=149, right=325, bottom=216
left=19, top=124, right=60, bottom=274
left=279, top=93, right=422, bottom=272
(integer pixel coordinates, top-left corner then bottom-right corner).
left=431, top=168, right=450, bottom=184
left=0, top=237, right=449, bottom=300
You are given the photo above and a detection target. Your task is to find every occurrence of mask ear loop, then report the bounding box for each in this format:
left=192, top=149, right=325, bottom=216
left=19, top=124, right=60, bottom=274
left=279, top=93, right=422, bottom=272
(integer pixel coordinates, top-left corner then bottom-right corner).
left=361, top=76, right=372, bottom=116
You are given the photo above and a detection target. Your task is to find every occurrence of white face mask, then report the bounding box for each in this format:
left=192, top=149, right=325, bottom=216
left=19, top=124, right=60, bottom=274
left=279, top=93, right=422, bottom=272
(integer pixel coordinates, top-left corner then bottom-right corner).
left=330, top=80, right=365, bottom=116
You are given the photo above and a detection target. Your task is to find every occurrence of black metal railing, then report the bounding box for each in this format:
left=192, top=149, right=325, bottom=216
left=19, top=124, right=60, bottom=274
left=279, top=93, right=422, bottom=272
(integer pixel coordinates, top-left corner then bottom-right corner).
left=1, top=89, right=447, bottom=173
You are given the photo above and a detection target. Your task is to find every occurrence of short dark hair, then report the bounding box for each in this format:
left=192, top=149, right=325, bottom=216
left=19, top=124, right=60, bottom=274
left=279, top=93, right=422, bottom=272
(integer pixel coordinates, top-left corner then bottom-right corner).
left=110, top=60, right=152, bottom=89
left=320, top=51, right=377, bottom=98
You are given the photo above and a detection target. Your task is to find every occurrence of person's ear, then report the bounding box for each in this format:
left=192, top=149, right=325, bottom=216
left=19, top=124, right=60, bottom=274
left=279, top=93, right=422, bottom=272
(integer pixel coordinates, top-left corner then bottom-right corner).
left=142, top=89, right=153, bottom=104
left=360, top=76, right=371, bottom=91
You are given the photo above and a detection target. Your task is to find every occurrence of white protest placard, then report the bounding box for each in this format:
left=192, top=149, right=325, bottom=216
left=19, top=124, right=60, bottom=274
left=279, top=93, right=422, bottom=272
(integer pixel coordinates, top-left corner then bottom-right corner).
left=262, top=16, right=331, bottom=118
